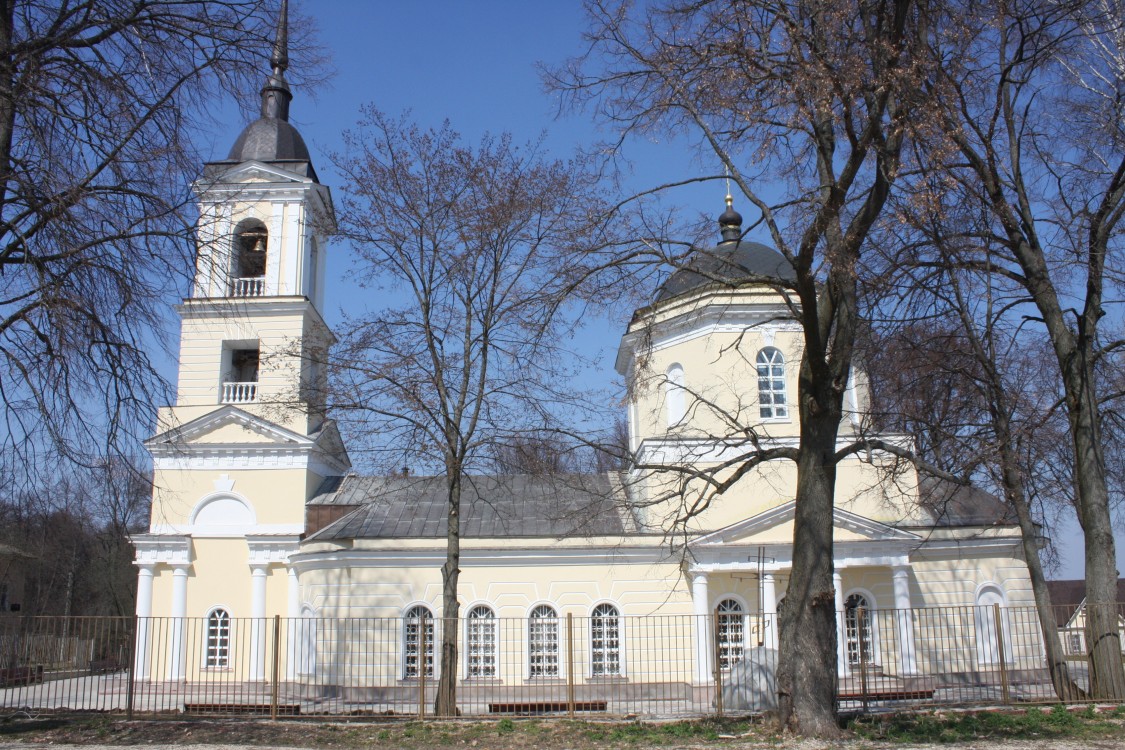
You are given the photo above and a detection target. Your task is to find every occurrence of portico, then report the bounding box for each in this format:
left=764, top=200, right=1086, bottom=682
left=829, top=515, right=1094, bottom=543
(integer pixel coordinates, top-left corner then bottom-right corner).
left=686, top=501, right=921, bottom=682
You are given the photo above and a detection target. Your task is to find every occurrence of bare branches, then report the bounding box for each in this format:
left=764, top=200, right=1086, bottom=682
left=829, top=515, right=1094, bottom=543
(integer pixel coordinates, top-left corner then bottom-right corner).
left=0, top=0, right=326, bottom=487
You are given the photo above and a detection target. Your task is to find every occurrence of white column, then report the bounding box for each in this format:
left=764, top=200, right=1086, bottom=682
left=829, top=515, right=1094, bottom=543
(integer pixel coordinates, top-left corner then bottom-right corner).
left=834, top=571, right=848, bottom=676
left=267, top=200, right=285, bottom=294
left=168, top=565, right=189, bottom=681
left=285, top=567, right=300, bottom=680
left=892, top=565, right=918, bottom=674
left=762, top=573, right=778, bottom=651
left=134, top=564, right=155, bottom=680
left=249, top=563, right=269, bottom=682
left=691, top=572, right=713, bottom=684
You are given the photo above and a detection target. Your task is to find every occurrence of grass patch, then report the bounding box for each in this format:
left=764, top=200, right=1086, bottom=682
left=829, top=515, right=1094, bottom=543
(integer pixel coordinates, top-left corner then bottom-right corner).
left=851, top=705, right=1125, bottom=743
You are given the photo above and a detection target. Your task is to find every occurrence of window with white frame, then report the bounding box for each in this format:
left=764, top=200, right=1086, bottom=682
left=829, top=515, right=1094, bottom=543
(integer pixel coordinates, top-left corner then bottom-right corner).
left=591, top=603, right=622, bottom=676
left=844, top=593, right=875, bottom=666
left=205, top=608, right=231, bottom=668
left=403, top=605, right=434, bottom=679
left=665, top=363, right=686, bottom=427
left=528, top=605, right=559, bottom=677
left=716, top=598, right=745, bottom=670
left=756, top=347, right=788, bottom=419
left=466, top=605, right=497, bottom=678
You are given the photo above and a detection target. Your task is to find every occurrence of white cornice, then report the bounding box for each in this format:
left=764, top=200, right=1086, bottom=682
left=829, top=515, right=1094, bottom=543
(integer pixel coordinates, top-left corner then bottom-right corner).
left=616, top=302, right=799, bottom=374
left=150, top=523, right=304, bottom=539
left=691, top=502, right=921, bottom=548
left=290, top=544, right=677, bottom=573
left=631, top=434, right=914, bottom=467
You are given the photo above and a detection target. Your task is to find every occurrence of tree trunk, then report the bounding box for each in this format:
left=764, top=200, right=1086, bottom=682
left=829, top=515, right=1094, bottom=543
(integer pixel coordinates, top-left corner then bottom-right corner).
left=996, top=434, right=1083, bottom=701
left=434, top=472, right=461, bottom=716
left=1058, top=341, right=1124, bottom=699
left=777, top=372, right=842, bottom=737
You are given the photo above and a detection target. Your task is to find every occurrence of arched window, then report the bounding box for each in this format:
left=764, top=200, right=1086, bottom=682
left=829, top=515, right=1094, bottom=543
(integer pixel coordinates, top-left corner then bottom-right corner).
left=205, top=608, right=231, bottom=668
left=665, top=363, right=686, bottom=427
left=591, top=603, right=622, bottom=676
left=756, top=347, right=788, bottom=419
left=403, top=605, right=434, bottom=679
left=844, top=593, right=875, bottom=666
left=466, top=605, right=496, bottom=678
left=528, top=605, right=559, bottom=677
left=716, top=598, right=745, bottom=670
left=231, top=218, right=268, bottom=296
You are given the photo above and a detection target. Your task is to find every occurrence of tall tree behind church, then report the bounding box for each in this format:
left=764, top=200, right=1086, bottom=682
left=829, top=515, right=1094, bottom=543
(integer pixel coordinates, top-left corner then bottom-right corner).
left=553, top=0, right=936, bottom=735
left=326, top=111, right=607, bottom=715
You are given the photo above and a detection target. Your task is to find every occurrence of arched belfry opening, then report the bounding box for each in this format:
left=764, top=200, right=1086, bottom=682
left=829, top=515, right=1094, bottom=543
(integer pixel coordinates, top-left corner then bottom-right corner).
left=231, top=218, right=268, bottom=296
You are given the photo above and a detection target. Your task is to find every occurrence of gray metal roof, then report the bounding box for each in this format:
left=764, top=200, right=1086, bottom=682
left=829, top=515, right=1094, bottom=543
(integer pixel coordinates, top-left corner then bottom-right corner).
left=656, top=241, right=796, bottom=302
left=307, top=473, right=631, bottom=541
left=917, top=477, right=1015, bottom=526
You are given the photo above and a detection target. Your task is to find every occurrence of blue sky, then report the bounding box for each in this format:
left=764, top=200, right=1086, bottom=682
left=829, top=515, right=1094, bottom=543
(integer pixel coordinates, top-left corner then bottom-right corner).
left=191, top=1, right=1100, bottom=580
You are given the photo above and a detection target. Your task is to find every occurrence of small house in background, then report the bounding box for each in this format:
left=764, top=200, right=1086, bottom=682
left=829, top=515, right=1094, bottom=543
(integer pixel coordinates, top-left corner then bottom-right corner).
left=0, top=542, right=33, bottom=614
left=1045, top=579, right=1125, bottom=655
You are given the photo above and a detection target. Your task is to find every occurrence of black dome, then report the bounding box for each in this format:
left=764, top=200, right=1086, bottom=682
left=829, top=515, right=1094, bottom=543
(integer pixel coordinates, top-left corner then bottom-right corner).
left=656, top=240, right=796, bottom=302
left=227, top=117, right=311, bottom=163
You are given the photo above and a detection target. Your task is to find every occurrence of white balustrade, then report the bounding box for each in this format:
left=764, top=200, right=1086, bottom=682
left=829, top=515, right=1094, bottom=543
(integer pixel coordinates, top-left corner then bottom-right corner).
left=230, top=276, right=266, bottom=297
left=221, top=381, right=258, bottom=403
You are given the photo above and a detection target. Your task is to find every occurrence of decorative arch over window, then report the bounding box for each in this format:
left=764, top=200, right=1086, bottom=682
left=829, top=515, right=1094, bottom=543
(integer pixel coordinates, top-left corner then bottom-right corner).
left=716, top=598, right=745, bottom=670
left=231, top=218, right=268, bottom=296
left=189, top=492, right=256, bottom=528
left=844, top=592, right=877, bottom=666
left=205, top=608, right=231, bottom=668
left=665, top=363, right=687, bottom=427
left=591, top=603, right=622, bottom=676
left=756, top=347, right=788, bottom=419
left=403, top=605, right=434, bottom=679
left=528, top=604, right=559, bottom=677
left=466, top=605, right=497, bottom=678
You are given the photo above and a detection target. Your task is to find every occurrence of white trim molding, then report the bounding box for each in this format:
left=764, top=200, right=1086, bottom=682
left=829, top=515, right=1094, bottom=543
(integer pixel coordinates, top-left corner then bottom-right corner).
left=131, top=534, right=191, bottom=567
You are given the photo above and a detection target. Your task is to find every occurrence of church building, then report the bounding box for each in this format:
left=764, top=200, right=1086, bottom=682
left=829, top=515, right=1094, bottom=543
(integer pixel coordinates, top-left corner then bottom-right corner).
left=132, top=5, right=1034, bottom=696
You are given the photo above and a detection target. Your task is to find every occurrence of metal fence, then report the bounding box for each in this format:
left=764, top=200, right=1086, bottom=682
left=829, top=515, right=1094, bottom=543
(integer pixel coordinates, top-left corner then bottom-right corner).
left=0, top=604, right=1121, bottom=718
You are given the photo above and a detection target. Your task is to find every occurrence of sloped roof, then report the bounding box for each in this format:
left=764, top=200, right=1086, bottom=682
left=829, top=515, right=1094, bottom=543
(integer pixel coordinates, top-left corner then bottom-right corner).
left=917, top=477, right=1015, bottom=527
left=656, top=241, right=796, bottom=302
left=307, top=473, right=630, bottom=541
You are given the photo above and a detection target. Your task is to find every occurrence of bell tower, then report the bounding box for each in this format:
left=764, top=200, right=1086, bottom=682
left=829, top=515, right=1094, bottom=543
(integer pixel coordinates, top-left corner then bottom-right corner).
left=132, top=0, right=349, bottom=682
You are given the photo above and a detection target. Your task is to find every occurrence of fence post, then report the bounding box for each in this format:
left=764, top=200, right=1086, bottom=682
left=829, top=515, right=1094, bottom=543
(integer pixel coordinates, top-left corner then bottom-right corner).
left=993, top=604, right=1010, bottom=704
left=418, top=619, right=426, bottom=720
left=566, top=613, right=575, bottom=718
left=712, top=612, right=723, bottom=718
left=858, top=607, right=869, bottom=715
left=270, top=615, right=281, bottom=719
left=126, top=615, right=137, bottom=720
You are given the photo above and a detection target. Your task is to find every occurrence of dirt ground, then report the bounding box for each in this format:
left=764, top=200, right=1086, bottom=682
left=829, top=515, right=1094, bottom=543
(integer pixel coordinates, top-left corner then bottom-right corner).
left=0, top=714, right=1123, bottom=750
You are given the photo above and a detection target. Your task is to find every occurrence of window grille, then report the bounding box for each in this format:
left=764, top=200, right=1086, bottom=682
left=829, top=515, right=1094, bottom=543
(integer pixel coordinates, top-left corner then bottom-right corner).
left=403, top=605, right=434, bottom=679
left=466, top=605, right=496, bottom=678
left=756, top=347, right=788, bottom=419
left=716, top=598, right=744, bottom=670
left=591, top=603, right=622, bottom=676
left=205, top=608, right=231, bottom=668
left=528, top=605, right=559, bottom=677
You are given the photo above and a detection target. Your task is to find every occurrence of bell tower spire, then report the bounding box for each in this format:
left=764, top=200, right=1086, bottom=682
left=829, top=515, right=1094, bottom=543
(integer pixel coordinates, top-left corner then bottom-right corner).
left=260, top=0, right=291, bottom=121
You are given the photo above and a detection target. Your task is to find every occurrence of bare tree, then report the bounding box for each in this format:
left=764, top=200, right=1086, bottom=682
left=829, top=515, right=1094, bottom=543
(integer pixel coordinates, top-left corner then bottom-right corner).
left=912, top=0, right=1125, bottom=698
left=0, top=0, right=325, bottom=488
left=554, top=0, right=933, bottom=734
left=325, top=110, right=605, bottom=715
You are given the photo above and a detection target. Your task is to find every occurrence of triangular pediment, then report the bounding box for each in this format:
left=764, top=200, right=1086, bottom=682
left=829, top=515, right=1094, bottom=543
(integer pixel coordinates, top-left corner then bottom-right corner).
left=199, top=160, right=312, bottom=186
left=309, top=419, right=352, bottom=471
left=146, top=406, right=313, bottom=450
left=692, top=501, right=921, bottom=548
